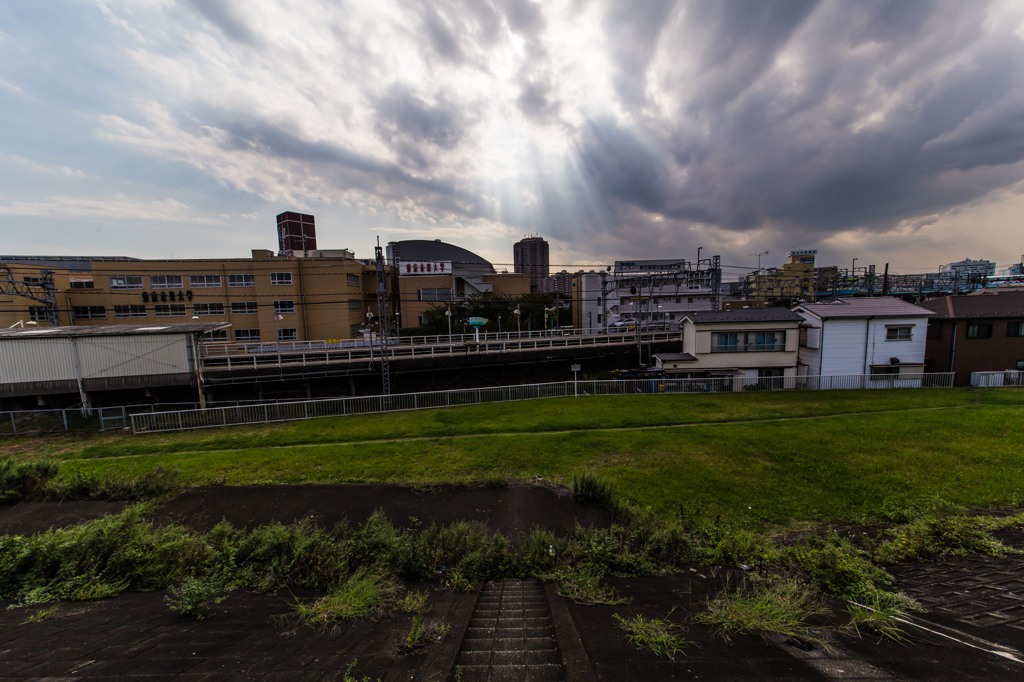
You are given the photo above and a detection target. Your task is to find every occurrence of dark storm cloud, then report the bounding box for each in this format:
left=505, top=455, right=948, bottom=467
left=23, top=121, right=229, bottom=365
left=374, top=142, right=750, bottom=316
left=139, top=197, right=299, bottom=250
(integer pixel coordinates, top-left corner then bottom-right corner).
left=183, top=0, right=258, bottom=45
left=558, top=0, right=1024, bottom=251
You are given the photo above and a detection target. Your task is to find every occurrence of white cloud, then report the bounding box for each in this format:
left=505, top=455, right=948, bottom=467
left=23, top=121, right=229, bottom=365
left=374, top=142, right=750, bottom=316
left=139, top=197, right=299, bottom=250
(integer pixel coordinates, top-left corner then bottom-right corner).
left=3, top=154, right=89, bottom=178
left=0, top=194, right=216, bottom=222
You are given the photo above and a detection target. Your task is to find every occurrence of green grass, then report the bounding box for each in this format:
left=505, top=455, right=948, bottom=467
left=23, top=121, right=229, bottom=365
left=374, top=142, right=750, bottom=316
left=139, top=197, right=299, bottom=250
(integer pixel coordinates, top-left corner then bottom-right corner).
left=695, top=578, right=830, bottom=641
left=7, top=388, right=1024, bottom=526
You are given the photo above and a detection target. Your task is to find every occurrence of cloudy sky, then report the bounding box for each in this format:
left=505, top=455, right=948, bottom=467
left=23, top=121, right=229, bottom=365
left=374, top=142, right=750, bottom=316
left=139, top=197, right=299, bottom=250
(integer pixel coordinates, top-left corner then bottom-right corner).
left=2, top=0, right=1023, bottom=277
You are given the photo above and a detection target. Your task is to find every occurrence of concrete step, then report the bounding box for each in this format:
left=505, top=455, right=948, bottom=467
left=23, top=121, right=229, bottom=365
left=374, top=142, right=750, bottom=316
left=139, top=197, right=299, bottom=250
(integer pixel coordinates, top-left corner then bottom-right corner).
left=452, top=578, right=564, bottom=682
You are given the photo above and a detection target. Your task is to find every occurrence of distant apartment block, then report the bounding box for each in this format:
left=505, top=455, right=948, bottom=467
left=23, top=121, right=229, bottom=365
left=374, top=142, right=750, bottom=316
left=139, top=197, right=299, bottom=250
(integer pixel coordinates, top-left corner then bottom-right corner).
left=541, top=270, right=574, bottom=296
left=942, top=258, right=996, bottom=277
left=513, top=237, right=549, bottom=292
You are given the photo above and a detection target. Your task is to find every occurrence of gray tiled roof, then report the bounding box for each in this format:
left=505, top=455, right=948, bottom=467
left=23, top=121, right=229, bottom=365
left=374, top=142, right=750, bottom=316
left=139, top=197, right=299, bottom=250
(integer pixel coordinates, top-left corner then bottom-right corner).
left=795, top=297, right=933, bottom=320
left=684, top=309, right=804, bottom=323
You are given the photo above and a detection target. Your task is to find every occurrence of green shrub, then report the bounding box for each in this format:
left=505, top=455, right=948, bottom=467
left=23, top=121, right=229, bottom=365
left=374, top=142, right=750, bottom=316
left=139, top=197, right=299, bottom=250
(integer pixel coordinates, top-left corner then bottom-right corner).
left=52, top=467, right=181, bottom=501
left=553, top=565, right=629, bottom=606
left=165, top=576, right=228, bottom=620
left=876, top=515, right=1011, bottom=563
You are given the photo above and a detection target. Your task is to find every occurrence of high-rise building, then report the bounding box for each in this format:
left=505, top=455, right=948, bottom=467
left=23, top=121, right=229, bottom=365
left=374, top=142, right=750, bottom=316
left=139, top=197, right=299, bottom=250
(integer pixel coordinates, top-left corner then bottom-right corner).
left=277, top=211, right=317, bottom=255
left=513, top=237, right=549, bottom=292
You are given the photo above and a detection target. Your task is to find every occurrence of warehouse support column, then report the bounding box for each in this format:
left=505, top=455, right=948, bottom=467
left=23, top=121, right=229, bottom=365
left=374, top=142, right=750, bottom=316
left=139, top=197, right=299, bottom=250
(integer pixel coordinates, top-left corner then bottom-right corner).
left=69, top=337, right=91, bottom=415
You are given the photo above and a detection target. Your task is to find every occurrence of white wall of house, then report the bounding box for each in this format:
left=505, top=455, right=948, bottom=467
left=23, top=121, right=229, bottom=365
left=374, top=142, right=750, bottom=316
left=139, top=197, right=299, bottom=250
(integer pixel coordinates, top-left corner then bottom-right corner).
left=797, top=313, right=928, bottom=375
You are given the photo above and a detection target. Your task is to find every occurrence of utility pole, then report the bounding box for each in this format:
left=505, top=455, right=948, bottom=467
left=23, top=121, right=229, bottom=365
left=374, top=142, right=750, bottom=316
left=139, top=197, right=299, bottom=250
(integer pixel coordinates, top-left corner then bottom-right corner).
left=374, top=237, right=391, bottom=395
left=882, top=263, right=889, bottom=297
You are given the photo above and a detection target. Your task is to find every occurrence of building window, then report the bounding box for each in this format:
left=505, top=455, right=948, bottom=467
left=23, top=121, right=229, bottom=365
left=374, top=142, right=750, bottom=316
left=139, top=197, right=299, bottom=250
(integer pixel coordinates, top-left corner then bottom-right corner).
left=669, top=313, right=675, bottom=321
left=1007, top=321, right=1024, bottom=337
left=150, top=275, right=183, bottom=289
left=274, top=300, right=295, bottom=314
left=967, top=322, right=993, bottom=339
left=28, top=306, right=49, bottom=321
left=270, top=272, right=293, bottom=286
left=114, top=305, right=147, bottom=318
left=750, top=331, right=783, bottom=351
left=193, top=303, right=225, bottom=316
left=228, top=274, right=255, bottom=287
left=109, top=275, right=142, bottom=290
left=417, top=288, right=452, bottom=301
left=69, top=279, right=95, bottom=289
left=234, top=329, right=260, bottom=342
left=688, top=297, right=694, bottom=304
left=1017, top=360, right=1024, bottom=370
left=72, top=306, right=106, bottom=320
left=712, top=332, right=741, bottom=352
left=22, top=276, right=41, bottom=284
left=348, top=299, right=363, bottom=311
left=597, top=314, right=602, bottom=323
left=886, top=326, right=913, bottom=341
left=190, top=275, right=222, bottom=288
left=870, top=366, right=900, bottom=378
left=347, top=273, right=360, bottom=287
left=277, top=328, right=298, bottom=341
left=203, top=329, right=228, bottom=341
left=154, top=304, right=186, bottom=317
left=231, top=301, right=258, bottom=314
left=418, top=316, right=425, bottom=326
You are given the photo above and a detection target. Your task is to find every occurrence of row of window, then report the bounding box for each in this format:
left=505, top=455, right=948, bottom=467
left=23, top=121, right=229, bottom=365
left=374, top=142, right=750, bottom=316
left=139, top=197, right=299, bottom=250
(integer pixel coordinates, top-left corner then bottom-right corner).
left=965, top=321, right=1024, bottom=339
left=711, top=331, right=787, bottom=352
left=65, top=302, right=301, bottom=319
left=75, top=272, right=365, bottom=290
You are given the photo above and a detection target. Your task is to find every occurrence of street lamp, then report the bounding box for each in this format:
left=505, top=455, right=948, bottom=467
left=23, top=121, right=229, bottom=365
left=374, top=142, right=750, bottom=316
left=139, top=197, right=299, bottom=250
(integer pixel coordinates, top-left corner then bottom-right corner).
left=394, top=310, right=400, bottom=338
left=497, top=314, right=502, bottom=339
left=513, top=305, right=521, bottom=338
left=445, top=308, right=452, bottom=347
left=545, top=306, right=556, bottom=335
left=275, top=313, right=284, bottom=352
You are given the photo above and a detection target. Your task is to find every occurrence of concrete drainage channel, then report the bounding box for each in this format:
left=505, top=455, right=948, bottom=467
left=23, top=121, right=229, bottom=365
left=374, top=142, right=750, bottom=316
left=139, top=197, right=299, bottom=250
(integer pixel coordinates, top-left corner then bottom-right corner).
left=421, top=578, right=596, bottom=682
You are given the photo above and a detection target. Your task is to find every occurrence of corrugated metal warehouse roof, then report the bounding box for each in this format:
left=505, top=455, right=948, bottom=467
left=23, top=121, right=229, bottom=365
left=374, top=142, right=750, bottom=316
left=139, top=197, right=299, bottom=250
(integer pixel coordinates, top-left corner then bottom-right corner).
left=0, top=322, right=230, bottom=339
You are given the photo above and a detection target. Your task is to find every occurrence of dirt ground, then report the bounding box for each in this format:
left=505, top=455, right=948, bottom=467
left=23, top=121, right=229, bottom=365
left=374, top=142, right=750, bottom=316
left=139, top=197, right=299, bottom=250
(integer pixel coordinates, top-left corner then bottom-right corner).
left=0, top=482, right=612, bottom=538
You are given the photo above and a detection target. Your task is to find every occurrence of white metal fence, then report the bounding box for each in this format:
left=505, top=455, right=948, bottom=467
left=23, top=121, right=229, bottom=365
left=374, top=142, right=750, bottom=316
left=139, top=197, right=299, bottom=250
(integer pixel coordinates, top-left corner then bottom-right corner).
left=129, top=372, right=956, bottom=434
left=971, top=370, right=1024, bottom=387
left=1, top=399, right=323, bottom=437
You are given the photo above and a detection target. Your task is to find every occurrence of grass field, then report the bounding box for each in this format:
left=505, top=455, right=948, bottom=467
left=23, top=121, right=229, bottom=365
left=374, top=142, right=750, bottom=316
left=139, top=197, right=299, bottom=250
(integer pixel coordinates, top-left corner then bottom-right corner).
left=5, top=388, right=1024, bottom=526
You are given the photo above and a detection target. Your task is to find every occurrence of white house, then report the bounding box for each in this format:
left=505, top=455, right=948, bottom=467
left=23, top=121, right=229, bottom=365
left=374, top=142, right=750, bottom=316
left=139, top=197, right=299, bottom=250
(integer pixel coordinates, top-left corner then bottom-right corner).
left=792, top=298, right=934, bottom=377
left=653, top=309, right=803, bottom=386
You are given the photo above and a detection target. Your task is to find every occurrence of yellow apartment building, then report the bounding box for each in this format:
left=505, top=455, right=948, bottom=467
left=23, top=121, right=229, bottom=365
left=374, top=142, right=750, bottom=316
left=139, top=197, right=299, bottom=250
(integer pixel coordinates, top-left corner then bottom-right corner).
left=1, top=250, right=394, bottom=344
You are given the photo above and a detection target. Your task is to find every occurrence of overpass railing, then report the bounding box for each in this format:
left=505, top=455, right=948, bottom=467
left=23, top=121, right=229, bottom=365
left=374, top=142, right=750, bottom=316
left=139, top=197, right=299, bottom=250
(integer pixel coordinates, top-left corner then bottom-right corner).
left=199, top=331, right=678, bottom=371
left=199, top=327, right=666, bottom=358
left=129, top=372, right=956, bottom=434
left=971, top=370, right=1024, bottom=387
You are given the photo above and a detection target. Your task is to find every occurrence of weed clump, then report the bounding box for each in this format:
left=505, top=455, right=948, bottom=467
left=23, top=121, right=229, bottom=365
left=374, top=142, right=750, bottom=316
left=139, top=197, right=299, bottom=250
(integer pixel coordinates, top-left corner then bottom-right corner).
left=0, top=457, right=60, bottom=501
left=293, top=569, right=400, bottom=625
left=695, top=578, right=830, bottom=641
left=572, top=471, right=617, bottom=510
left=613, top=610, right=692, bottom=660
